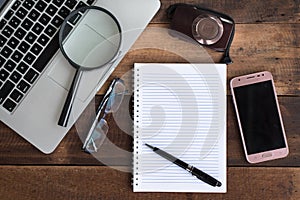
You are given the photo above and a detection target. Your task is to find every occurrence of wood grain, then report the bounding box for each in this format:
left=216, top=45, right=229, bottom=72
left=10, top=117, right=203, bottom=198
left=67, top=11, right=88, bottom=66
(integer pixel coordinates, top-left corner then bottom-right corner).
left=97, top=23, right=300, bottom=95
left=0, top=166, right=298, bottom=200
left=152, top=0, right=300, bottom=24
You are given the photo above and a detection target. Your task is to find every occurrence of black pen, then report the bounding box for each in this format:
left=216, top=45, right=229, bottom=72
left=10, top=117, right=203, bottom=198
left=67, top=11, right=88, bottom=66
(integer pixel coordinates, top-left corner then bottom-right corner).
left=145, top=143, right=222, bottom=187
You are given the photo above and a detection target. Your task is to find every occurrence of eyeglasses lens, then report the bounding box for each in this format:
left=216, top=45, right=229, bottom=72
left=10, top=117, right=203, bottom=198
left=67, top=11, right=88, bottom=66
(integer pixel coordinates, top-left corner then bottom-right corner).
left=85, top=119, right=109, bottom=153
left=105, top=81, right=126, bottom=113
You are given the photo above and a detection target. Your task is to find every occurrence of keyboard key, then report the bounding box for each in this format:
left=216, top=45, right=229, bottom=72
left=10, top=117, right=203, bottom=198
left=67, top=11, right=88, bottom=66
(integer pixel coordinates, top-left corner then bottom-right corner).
left=11, top=0, right=22, bottom=11
left=35, top=0, right=47, bottom=12
left=9, top=16, right=21, bottom=28
left=4, top=60, right=17, bottom=72
left=7, top=37, right=20, bottom=49
left=9, top=21, right=20, bottom=32
left=32, top=23, right=44, bottom=35
left=2, top=25, right=14, bottom=38
left=37, top=34, right=49, bottom=46
left=24, top=52, right=36, bottom=65
left=53, top=0, right=64, bottom=7
left=51, top=15, right=64, bottom=28
left=45, top=24, right=57, bottom=37
left=39, top=13, right=51, bottom=25
left=24, top=69, right=38, bottom=83
left=15, top=27, right=26, bottom=40
left=1, top=46, right=13, bottom=57
left=58, top=6, right=71, bottom=18
left=0, top=56, right=5, bottom=67
left=0, top=20, right=7, bottom=32
left=0, top=80, right=14, bottom=104
left=17, top=62, right=29, bottom=74
left=33, top=33, right=59, bottom=72
left=46, top=4, right=58, bottom=16
left=69, top=13, right=82, bottom=25
left=25, top=32, right=37, bottom=43
left=65, top=0, right=77, bottom=9
left=0, top=69, right=9, bottom=81
left=18, top=41, right=30, bottom=53
left=10, top=89, right=23, bottom=103
left=76, top=1, right=88, bottom=9
left=0, top=35, right=7, bottom=47
left=17, top=80, right=30, bottom=93
left=9, top=71, right=22, bottom=83
left=30, top=43, right=43, bottom=55
left=4, top=10, right=14, bottom=20
left=23, top=0, right=35, bottom=10
left=16, top=7, right=28, bottom=19
left=21, top=18, right=34, bottom=30
left=11, top=50, right=23, bottom=63
left=3, top=99, right=17, bottom=112
left=87, top=0, right=95, bottom=5
left=28, top=9, right=40, bottom=21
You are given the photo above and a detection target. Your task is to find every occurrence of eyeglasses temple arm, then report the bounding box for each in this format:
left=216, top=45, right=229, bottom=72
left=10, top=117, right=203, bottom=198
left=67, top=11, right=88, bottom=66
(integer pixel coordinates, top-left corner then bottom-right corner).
left=82, top=78, right=119, bottom=151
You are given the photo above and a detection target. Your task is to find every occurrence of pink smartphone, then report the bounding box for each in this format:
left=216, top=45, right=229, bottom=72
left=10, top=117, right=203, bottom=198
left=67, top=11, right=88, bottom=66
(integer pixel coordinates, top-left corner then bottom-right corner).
left=230, top=71, right=289, bottom=163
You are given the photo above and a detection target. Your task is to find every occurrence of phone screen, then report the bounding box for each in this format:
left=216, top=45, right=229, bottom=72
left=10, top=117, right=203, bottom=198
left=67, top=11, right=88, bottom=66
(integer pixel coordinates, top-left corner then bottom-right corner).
left=233, top=80, right=286, bottom=155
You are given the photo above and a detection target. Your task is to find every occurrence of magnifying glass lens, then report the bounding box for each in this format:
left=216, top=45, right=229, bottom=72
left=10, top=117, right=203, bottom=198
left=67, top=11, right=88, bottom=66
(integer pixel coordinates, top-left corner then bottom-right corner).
left=60, top=6, right=122, bottom=69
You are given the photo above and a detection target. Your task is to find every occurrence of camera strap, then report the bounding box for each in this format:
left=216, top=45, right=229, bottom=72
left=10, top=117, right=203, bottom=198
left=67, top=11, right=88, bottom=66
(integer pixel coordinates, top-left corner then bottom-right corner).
left=167, top=3, right=235, bottom=64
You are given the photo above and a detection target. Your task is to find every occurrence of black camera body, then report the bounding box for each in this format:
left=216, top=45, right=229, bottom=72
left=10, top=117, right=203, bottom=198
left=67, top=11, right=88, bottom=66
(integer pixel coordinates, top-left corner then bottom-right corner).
left=168, top=4, right=235, bottom=63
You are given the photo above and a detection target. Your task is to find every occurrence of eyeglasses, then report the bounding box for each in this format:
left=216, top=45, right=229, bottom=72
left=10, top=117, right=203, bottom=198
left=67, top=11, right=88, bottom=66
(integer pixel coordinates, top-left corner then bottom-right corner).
left=82, top=78, right=126, bottom=153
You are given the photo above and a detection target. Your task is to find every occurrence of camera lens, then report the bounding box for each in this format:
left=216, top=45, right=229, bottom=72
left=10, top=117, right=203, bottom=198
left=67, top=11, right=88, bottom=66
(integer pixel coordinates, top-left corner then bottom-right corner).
left=197, top=18, right=219, bottom=39
left=192, top=15, right=224, bottom=45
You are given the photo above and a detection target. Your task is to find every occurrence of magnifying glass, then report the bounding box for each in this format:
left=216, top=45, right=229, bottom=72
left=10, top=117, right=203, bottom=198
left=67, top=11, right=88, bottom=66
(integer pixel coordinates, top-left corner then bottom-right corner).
left=57, top=6, right=122, bottom=127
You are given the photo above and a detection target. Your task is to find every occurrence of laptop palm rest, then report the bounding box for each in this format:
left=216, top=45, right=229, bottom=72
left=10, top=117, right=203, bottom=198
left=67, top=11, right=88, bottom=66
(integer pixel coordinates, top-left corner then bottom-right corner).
left=47, top=52, right=110, bottom=102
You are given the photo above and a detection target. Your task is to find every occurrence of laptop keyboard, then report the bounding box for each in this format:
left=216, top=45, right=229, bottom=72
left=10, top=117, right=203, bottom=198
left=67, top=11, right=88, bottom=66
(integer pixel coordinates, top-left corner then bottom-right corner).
left=0, top=0, right=94, bottom=113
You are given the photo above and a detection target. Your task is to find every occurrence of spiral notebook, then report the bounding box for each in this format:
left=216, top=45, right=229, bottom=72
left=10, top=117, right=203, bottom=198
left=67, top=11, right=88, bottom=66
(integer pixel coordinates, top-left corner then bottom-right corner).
left=133, top=63, right=227, bottom=193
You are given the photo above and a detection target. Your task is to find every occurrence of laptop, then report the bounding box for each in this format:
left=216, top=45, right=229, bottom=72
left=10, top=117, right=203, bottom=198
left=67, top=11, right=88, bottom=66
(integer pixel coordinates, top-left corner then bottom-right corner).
left=0, top=0, right=161, bottom=153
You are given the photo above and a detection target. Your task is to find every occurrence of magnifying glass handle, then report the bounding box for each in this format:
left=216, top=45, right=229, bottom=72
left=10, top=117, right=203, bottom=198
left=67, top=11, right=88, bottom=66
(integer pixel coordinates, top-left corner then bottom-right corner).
left=58, top=69, right=83, bottom=127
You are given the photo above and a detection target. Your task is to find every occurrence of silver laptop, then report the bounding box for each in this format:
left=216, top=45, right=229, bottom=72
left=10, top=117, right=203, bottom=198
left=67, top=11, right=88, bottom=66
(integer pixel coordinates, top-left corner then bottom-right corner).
left=0, top=0, right=161, bottom=153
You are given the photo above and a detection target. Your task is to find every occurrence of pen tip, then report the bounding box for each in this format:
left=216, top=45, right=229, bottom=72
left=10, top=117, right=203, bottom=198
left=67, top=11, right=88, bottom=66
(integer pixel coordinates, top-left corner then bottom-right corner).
left=216, top=182, right=222, bottom=187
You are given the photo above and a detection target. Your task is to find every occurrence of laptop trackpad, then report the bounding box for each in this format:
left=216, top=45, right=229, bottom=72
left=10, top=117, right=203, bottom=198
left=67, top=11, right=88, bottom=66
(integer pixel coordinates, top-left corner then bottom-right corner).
left=47, top=53, right=110, bottom=102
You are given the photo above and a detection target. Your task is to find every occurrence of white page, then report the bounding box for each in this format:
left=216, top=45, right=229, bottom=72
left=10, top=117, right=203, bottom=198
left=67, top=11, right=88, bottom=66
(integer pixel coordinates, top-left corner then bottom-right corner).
left=133, top=63, right=227, bottom=193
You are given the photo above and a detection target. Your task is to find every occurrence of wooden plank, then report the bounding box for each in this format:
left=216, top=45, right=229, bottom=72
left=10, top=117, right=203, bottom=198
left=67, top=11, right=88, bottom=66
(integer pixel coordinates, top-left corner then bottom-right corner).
left=0, top=166, right=298, bottom=200
left=0, top=96, right=299, bottom=166
left=98, top=23, right=300, bottom=95
left=153, top=0, right=300, bottom=24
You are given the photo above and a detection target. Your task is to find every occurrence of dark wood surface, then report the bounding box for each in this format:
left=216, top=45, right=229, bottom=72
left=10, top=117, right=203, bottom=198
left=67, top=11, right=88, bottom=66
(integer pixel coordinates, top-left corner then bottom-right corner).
left=0, top=0, right=299, bottom=199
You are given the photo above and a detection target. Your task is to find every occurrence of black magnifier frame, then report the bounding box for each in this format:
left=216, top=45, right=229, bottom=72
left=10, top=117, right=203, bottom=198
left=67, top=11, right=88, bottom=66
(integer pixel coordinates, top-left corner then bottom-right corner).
left=58, top=6, right=122, bottom=70
left=57, top=6, right=122, bottom=127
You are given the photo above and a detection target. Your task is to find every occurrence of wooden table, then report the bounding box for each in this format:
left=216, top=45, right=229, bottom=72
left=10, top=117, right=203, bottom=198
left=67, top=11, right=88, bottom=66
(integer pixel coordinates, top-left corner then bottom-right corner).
left=0, top=0, right=299, bottom=199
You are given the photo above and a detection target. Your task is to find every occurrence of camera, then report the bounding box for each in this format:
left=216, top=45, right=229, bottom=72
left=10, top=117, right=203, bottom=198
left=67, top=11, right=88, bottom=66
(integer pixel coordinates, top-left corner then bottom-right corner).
left=167, top=4, right=235, bottom=64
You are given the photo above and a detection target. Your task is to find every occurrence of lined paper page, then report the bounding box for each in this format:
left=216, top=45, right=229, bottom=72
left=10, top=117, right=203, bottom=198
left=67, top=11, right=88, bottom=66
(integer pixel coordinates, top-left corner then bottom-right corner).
left=133, top=63, right=226, bottom=193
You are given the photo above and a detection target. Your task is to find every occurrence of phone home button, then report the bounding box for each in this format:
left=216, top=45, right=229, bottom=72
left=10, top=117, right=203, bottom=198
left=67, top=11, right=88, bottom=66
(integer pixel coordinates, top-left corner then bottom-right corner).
left=262, top=152, right=273, bottom=158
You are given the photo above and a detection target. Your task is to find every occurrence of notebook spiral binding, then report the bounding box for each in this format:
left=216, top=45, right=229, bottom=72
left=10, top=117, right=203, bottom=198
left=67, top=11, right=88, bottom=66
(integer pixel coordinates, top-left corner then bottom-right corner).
left=132, top=67, right=140, bottom=187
